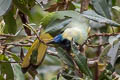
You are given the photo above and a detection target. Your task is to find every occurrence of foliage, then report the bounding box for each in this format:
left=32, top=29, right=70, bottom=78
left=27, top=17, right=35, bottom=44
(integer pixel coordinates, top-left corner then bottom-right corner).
left=0, top=0, right=120, bottom=80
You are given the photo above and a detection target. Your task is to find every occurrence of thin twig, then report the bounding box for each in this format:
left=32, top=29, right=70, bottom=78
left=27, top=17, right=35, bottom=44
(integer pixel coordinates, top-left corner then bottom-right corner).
left=86, top=42, right=109, bottom=48
left=23, top=24, right=46, bottom=45
left=3, top=43, right=32, bottom=47
left=0, top=61, right=21, bottom=63
left=0, top=34, right=15, bottom=37
left=96, top=30, right=103, bottom=56
left=88, top=33, right=120, bottom=38
left=2, top=45, right=7, bottom=55
left=47, top=50, right=60, bottom=58
left=14, top=9, right=19, bottom=19
left=82, top=32, right=120, bottom=47
left=95, top=62, right=98, bottom=80
left=111, top=27, right=115, bottom=33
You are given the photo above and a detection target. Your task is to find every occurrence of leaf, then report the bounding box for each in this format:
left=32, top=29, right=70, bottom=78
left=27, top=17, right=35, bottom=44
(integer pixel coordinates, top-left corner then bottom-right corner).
left=44, top=10, right=89, bottom=36
left=37, top=35, right=53, bottom=65
left=12, top=64, right=25, bottom=80
left=114, top=55, right=120, bottom=74
left=36, top=0, right=48, bottom=4
left=27, top=0, right=35, bottom=8
left=3, top=7, right=17, bottom=34
left=89, top=20, right=105, bottom=29
left=30, top=48, right=38, bottom=64
left=0, top=75, right=4, bottom=80
left=99, top=45, right=111, bottom=63
left=13, top=0, right=32, bottom=19
left=99, top=40, right=120, bottom=71
left=22, top=33, right=52, bottom=72
left=107, top=42, right=120, bottom=67
left=44, top=18, right=72, bottom=36
left=112, top=6, right=120, bottom=12
left=0, top=20, right=5, bottom=34
left=10, top=53, right=21, bottom=62
left=0, top=54, right=14, bottom=80
left=37, top=65, right=61, bottom=74
left=71, top=41, right=93, bottom=78
left=55, top=10, right=80, bottom=20
left=40, top=10, right=80, bottom=28
left=108, top=35, right=120, bottom=45
left=99, top=64, right=113, bottom=80
left=0, top=0, right=12, bottom=16
left=56, top=47, right=74, bottom=68
left=61, top=69, right=79, bottom=80
left=44, top=54, right=60, bottom=65
left=112, top=0, right=116, bottom=6
left=91, top=0, right=111, bottom=19
left=1, top=63, right=14, bottom=80
left=40, top=12, right=56, bottom=27
left=82, top=10, right=120, bottom=27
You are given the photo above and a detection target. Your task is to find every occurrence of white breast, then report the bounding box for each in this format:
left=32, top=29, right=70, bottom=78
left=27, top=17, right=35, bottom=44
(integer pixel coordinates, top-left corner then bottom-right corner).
left=62, top=27, right=88, bottom=45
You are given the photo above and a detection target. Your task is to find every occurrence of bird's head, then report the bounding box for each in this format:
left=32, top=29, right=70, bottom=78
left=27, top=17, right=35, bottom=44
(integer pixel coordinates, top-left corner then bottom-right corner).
left=47, top=34, right=71, bottom=51
left=47, top=34, right=63, bottom=44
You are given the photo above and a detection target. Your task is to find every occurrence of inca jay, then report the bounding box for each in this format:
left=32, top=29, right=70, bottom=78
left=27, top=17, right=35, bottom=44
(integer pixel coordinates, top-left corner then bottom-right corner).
left=48, top=15, right=90, bottom=50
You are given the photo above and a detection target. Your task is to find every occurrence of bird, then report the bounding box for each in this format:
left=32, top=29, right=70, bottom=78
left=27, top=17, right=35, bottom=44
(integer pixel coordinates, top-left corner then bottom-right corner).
left=21, top=14, right=90, bottom=73
left=47, top=15, right=91, bottom=50
left=46, top=15, right=93, bottom=78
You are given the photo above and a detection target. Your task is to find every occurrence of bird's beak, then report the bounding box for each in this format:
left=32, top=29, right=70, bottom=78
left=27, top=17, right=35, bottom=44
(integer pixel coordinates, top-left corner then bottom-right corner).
left=47, top=40, right=56, bottom=44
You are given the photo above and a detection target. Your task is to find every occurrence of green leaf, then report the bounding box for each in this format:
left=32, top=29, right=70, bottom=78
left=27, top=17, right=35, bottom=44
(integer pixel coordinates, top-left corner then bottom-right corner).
left=10, top=53, right=21, bottom=62
left=107, top=42, right=120, bottom=66
left=55, top=10, right=80, bottom=19
left=0, top=75, right=4, bottom=80
left=0, top=54, right=14, bottom=80
left=61, top=69, right=77, bottom=80
left=30, top=48, right=38, bottom=64
left=44, top=18, right=71, bottom=36
left=44, top=53, right=60, bottom=65
left=37, top=65, right=61, bottom=74
left=12, top=64, right=25, bottom=80
left=3, top=7, right=17, bottom=34
left=13, top=0, right=32, bottom=19
left=112, top=0, right=116, bottom=6
left=71, top=41, right=93, bottom=78
left=30, top=6, right=47, bottom=24
left=91, top=0, right=111, bottom=19
left=41, top=10, right=81, bottom=27
left=82, top=10, right=120, bottom=27
left=114, top=55, right=120, bottom=75
left=99, top=65, right=113, bottom=80
left=56, top=47, right=74, bottom=68
left=1, top=63, right=14, bottom=80
left=22, top=33, right=51, bottom=73
left=0, top=0, right=12, bottom=16
left=27, top=0, right=35, bottom=8
left=44, top=10, right=89, bottom=36
left=99, top=45, right=111, bottom=63
left=0, top=54, right=5, bottom=60
left=40, top=12, right=56, bottom=27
